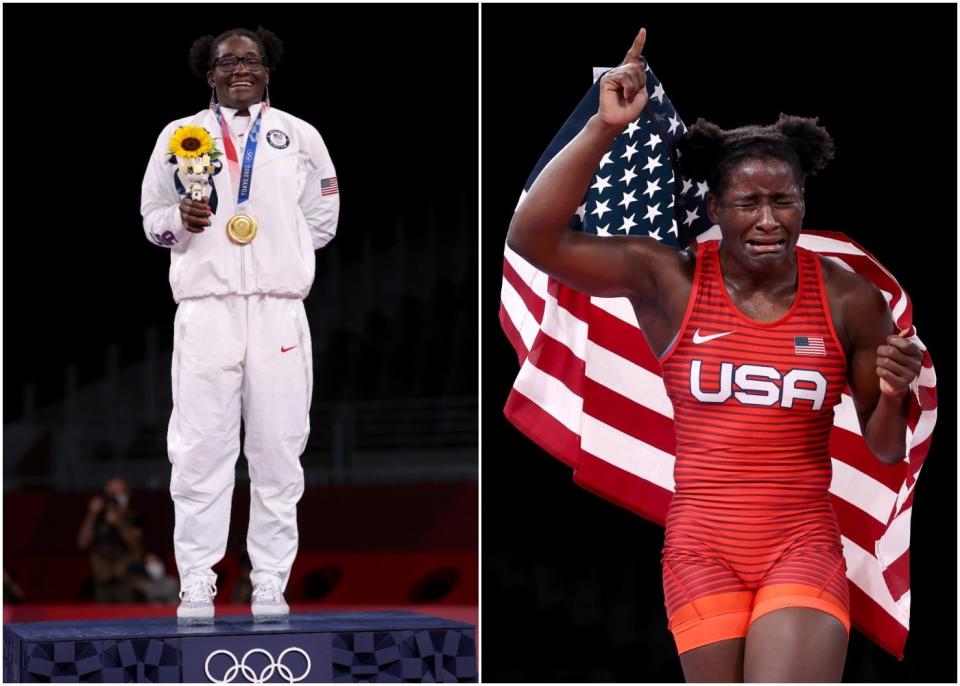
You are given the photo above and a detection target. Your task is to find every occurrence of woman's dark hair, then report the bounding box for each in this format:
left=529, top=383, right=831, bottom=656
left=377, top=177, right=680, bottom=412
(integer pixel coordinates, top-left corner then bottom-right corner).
left=676, top=114, right=834, bottom=196
left=188, top=26, right=284, bottom=79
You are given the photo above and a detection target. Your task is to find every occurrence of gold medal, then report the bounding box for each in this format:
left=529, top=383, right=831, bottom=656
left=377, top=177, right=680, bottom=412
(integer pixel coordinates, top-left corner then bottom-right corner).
left=226, top=213, right=258, bottom=245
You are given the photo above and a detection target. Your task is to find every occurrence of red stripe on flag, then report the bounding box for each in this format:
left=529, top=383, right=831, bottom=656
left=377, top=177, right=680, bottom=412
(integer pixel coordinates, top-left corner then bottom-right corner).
left=502, top=259, right=545, bottom=322
left=848, top=582, right=908, bottom=660
left=504, top=391, right=581, bottom=469
left=908, top=428, right=933, bottom=459
left=907, top=396, right=923, bottom=427
left=829, top=494, right=886, bottom=555
left=881, top=548, right=911, bottom=601
left=898, top=488, right=915, bottom=513
left=574, top=451, right=673, bottom=526
left=830, top=428, right=906, bottom=493
left=553, top=281, right=595, bottom=321
left=917, top=383, right=936, bottom=411
left=524, top=334, right=586, bottom=396
left=582, top=378, right=677, bottom=453
left=586, top=303, right=662, bottom=374
left=499, top=304, right=528, bottom=365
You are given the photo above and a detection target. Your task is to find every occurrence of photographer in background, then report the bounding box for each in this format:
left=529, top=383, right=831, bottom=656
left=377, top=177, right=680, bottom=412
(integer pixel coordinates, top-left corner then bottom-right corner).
left=77, top=477, right=145, bottom=603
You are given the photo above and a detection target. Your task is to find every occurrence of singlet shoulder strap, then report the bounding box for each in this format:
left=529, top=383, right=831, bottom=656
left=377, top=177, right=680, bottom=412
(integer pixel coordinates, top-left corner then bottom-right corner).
left=658, top=241, right=715, bottom=363
left=801, top=245, right=849, bottom=368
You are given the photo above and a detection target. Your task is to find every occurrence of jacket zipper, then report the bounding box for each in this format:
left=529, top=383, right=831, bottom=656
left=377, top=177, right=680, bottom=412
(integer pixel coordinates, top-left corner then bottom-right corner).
left=240, top=245, right=246, bottom=293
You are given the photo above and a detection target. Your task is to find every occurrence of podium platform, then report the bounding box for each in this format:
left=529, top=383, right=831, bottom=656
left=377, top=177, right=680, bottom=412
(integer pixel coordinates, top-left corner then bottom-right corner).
left=4, top=611, right=477, bottom=682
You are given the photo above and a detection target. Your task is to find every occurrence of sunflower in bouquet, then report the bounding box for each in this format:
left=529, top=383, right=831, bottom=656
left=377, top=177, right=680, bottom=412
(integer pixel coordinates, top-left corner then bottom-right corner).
left=168, top=125, right=221, bottom=160
left=168, top=125, right=222, bottom=199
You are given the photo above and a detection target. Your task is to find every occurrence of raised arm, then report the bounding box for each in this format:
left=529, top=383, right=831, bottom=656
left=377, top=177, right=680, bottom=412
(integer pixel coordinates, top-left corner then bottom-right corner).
left=506, top=28, right=679, bottom=301
left=77, top=495, right=103, bottom=550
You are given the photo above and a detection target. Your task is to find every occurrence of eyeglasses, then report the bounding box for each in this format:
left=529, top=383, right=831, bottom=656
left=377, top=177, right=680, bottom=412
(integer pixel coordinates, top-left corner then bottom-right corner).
left=213, top=53, right=265, bottom=73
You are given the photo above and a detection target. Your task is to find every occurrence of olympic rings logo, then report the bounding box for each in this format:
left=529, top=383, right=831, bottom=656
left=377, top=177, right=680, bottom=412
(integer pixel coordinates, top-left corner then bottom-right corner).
left=204, top=647, right=311, bottom=683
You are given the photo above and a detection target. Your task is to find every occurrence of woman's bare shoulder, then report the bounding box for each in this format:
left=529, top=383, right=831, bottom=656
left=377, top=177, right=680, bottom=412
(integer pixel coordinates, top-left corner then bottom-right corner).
left=818, top=254, right=890, bottom=344
left=818, top=254, right=884, bottom=304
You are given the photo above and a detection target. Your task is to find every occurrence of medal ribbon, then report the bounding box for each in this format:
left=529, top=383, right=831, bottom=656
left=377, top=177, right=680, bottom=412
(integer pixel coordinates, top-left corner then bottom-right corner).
left=215, top=105, right=266, bottom=206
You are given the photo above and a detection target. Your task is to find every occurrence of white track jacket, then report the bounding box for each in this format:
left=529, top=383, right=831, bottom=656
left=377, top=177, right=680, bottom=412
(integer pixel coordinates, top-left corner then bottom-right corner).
left=141, top=103, right=339, bottom=302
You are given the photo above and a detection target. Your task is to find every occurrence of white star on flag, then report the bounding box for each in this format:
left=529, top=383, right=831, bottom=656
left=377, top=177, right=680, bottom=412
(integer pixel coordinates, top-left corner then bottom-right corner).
left=619, top=213, right=637, bottom=232
left=624, top=120, right=642, bottom=138
left=619, top=166, right=638, bottom=185
left=683, top=207, right=700, bottom=226
left=651, top=83, right=665, bottom=103
left=695, top=181, right=710, bottom=199
left=669, top=219, right=679, bottom=236
left=643, top=178, right=662, bottom=199
left=620, top=142, right=639, bottom=163
left=643, top=203, right=662, bottom=223
left=643, top=155, right=663, bottom=174
left=681, top=178, right=693, bottom=195
left=618, top=190, right=638, bottom=210
left=591, top=199, right=611, bottom=219
left=648, top=227, right=663, bottom=241
left=591, top=175, right=612, bottom=194
left=668, top=114, right=682, bottom=135
left=596, top=224, right=612, bottom=237
left=576, top=204, right=586, bottom=222
left=644, top=134, right=661, bottom=151
left=598, top=152, right=614, bottom=169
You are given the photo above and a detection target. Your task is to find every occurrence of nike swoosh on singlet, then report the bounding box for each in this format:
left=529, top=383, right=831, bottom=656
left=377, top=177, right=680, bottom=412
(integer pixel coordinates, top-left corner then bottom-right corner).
left=692, top=328, right=735, bottom=344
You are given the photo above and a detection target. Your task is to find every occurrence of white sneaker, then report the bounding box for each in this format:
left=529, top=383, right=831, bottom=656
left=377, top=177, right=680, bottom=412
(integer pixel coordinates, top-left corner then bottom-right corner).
left=251, top=580, right=289, bottom=622
left=177, top=580, right=217, bottom=626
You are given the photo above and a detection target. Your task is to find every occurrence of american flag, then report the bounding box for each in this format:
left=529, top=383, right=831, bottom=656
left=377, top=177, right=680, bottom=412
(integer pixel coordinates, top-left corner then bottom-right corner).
left=321, top=176, right=339, bottom=196
left=795, top=335, right=827, bottom=357
left=499, top=63, right=937, bottom=659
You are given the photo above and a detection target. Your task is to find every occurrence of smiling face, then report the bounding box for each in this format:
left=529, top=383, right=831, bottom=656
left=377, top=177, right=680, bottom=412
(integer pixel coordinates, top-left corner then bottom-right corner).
left=707, top=156, right=805, bottom=274
left=207, top=35, right=270, bottom=111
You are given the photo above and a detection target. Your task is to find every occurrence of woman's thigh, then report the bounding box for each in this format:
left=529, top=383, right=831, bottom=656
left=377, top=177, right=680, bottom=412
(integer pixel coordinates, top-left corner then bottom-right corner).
left=679, top=637, right=745, bottom=683
left=744, top=607, right=848, bottom=682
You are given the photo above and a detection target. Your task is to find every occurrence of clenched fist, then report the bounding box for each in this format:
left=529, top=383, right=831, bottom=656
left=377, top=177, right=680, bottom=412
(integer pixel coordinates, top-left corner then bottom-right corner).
left=877, top=329, right=923, bottom=397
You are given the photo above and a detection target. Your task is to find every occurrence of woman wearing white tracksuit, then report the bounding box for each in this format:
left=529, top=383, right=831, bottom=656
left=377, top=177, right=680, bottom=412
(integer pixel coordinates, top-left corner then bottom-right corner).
left=140, top=27, right=338, bottom=624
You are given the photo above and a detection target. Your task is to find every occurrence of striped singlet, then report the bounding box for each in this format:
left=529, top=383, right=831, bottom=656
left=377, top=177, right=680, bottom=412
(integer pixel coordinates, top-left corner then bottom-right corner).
left=658, top=240, right=850, bottom=621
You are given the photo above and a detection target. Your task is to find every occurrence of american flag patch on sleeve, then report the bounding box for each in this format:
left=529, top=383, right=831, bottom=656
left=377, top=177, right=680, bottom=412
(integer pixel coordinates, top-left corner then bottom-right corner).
left=794, top=336, right=826, bottom=356
left=321, top=176, right=339, bottom=196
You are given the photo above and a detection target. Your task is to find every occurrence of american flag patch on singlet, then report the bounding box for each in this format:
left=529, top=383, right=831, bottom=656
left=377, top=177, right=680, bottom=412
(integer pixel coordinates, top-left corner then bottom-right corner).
left=795, top=336, right=827, bottom=356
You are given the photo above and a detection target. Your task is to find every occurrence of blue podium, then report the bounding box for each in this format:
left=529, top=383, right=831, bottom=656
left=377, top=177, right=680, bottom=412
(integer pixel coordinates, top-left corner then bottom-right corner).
left=3, top=611, right=477, bottom=682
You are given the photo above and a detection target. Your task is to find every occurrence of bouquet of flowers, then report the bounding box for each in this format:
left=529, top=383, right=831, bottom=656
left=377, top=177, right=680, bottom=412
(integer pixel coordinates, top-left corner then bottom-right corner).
left=168, top=125, right=222, bottom=201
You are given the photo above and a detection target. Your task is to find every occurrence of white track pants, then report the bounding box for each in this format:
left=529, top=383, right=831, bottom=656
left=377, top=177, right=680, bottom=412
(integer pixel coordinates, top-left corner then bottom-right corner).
left=168, top=295, right=312, bottom=592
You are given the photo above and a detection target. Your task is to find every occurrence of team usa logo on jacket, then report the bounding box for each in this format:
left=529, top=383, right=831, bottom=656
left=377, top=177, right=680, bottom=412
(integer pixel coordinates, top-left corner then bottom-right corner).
left=689, top=360, right=828, bottom=410
left=266, top=129, right=291, bottom=149
left=149, top=230, right=177, bottom=247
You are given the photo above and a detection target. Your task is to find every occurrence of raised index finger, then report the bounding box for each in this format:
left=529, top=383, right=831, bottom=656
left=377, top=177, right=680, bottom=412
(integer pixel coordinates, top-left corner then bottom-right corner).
left=623, top=27, right=647, bottom=65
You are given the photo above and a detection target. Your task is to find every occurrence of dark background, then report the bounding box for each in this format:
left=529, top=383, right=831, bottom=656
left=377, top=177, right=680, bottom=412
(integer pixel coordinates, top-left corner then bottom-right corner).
left=481, top=4, right=956, bottom=682
left=3, top=2, right=478, bottom=416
